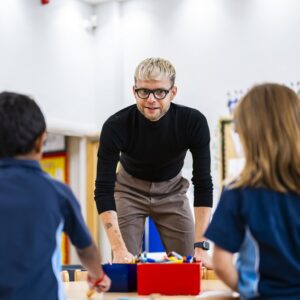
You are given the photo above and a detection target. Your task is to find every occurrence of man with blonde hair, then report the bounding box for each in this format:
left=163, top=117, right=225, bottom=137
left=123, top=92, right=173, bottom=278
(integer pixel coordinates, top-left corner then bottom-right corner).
left=95, top=57, right=213, bottom=267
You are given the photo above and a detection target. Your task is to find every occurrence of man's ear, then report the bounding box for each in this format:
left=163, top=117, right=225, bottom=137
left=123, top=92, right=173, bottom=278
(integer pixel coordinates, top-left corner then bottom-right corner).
left=132, top=86, right=138, bottom=99
left=34, top=131, right=47, bottom=154
left=169, top=86, right=177, bottom=101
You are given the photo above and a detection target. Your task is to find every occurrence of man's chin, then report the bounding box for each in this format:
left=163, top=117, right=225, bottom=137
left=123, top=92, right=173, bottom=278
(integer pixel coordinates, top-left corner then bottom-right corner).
left=142, top=110, right=160, bottom=121
left=145, top=113, right=162, bottom=122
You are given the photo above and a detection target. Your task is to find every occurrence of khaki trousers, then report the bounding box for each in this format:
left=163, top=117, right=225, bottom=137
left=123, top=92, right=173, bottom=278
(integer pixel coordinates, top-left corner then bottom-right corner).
left=114, top=165, right=195, bottom=256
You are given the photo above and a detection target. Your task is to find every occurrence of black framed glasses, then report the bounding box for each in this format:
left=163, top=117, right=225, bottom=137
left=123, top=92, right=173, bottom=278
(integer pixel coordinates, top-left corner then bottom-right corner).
left=134, top=86, right=173, bottom=100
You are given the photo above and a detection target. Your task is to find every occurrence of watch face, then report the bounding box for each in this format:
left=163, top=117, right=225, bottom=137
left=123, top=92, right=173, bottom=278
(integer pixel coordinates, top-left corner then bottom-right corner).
left=202, top=241, right=210, bottom=250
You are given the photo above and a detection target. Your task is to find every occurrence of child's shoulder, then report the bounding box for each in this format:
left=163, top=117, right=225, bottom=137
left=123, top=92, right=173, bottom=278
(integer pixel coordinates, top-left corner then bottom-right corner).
left=40, top=171, right=74, bottom=200
left=220, top=185, right=268, bottom=202
left=223, top=185, right=270, bottom=195
left=220, top=185, right=300, bottom=206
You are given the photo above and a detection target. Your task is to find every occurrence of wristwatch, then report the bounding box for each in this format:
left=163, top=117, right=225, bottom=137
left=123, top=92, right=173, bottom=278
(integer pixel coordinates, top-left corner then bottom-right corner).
left=194, top=241, right=210, bottom=251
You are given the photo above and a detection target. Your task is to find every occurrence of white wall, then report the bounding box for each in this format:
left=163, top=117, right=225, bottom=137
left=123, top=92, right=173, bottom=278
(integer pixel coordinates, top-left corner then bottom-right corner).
left=94, top=2, right=124, bottom=128
left=67, top=136, right=87, bottom=264
left=0, top=0, right=103, bottom=135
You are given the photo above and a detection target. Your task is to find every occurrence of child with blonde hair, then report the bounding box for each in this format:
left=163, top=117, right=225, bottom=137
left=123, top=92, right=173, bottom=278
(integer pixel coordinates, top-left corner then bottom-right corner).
left=205, top=83, right=300, bottom=299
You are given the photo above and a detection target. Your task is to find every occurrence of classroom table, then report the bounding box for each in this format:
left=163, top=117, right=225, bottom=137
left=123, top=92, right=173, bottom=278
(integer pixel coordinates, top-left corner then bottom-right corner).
left=64, top=280, right=240, bottom=300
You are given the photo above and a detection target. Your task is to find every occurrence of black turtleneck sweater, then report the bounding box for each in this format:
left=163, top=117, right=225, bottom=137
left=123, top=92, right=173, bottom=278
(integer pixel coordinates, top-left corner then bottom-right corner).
left=94, top=103, right=213, bottom=213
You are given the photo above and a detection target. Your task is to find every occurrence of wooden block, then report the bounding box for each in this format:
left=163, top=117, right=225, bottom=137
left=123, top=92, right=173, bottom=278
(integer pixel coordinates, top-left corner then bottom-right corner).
left=206, top=269, right=219, bottom=280
left=61, top=270, right=69, bottom=282
left=74, top=269, right=88, bottom=281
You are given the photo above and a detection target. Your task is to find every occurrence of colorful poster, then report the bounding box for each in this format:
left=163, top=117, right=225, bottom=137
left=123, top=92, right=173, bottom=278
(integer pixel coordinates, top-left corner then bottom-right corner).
left=41, top=152, right=69, bottom=264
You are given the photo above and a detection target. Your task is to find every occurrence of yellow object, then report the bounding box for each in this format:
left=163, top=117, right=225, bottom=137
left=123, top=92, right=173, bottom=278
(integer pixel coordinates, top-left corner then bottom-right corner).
left=168, top=257, right=176, bottom=261
left=86, top=288, right=95, bottom=298
left=169, top=259, right=183, bottom=263
left=41, top=153, right=69, bottom=264
left=206, top=269, right=219, bottom=280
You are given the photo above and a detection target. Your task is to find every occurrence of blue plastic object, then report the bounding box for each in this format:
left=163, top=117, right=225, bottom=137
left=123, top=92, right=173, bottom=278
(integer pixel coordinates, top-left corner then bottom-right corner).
left=62, top=263, right=137, bottom=292
left=103, top=263, right=137, bottom=292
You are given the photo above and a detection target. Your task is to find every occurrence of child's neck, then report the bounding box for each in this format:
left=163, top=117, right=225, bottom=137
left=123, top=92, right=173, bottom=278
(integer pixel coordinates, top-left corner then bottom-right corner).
left=15, top=151, right=41, bottom=161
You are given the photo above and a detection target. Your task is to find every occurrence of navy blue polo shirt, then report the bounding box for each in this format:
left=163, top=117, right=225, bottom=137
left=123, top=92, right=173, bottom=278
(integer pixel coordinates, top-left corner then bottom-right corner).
left=205, top=187, right=300, bottom=300
left=0, top=158, right=92, bottom=300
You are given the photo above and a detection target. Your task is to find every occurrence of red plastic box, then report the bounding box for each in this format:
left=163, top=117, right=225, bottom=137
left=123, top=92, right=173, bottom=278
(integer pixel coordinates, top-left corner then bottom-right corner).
left=137, top=263, right=201, bottom=295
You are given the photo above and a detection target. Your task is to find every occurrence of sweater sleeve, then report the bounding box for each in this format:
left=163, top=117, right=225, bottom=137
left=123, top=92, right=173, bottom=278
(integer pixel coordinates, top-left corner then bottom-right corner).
left=61, top=184, right=93, bottom=249
left=205, top=189, right=244, bottom=252
left=94, top=120, right=121, bottom=213
left=189, top=111, right=213, bottom=207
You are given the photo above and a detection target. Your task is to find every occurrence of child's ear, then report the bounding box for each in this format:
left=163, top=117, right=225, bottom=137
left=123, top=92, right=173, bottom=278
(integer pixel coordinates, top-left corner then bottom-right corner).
left=34, top=131, right=47, bottom=154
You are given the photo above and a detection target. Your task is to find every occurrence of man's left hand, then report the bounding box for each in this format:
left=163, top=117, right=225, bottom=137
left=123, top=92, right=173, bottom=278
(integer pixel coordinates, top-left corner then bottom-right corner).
left=193, top=248, right=213, bottom=269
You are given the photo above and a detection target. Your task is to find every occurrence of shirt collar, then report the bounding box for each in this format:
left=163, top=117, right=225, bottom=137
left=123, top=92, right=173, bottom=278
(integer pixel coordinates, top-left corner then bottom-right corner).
left=0, top=157, right=42, bottom=170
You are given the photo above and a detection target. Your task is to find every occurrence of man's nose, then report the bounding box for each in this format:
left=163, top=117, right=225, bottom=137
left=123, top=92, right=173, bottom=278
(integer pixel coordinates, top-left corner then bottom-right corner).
left=146, top=92, right=156, bottom=103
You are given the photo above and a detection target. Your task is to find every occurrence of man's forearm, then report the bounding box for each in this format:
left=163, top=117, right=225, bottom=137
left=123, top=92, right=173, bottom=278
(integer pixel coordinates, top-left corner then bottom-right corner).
left=100, top=210, right=127, bottom=251
left=194, top=206, right=212, bottom=241
left=193, top=206, right=213, bottom=268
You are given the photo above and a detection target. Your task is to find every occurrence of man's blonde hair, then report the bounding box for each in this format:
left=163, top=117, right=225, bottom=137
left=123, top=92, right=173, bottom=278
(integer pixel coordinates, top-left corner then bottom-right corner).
left=232, top=83, right=300, bottom=194
left=134, top=57, right=176, bottom=86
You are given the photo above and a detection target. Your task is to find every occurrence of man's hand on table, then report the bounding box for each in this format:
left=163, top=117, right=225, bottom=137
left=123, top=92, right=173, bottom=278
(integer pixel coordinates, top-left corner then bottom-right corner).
left=112, top=248, right=134, bottom=263
left=194, top=247, right=213, bottom=269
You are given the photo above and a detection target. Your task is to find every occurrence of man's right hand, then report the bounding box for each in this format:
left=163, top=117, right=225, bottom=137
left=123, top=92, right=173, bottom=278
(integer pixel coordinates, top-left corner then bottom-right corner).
left=112, top=248, right=134, bottom=263
left=100, top=211, right=135, bottom=263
